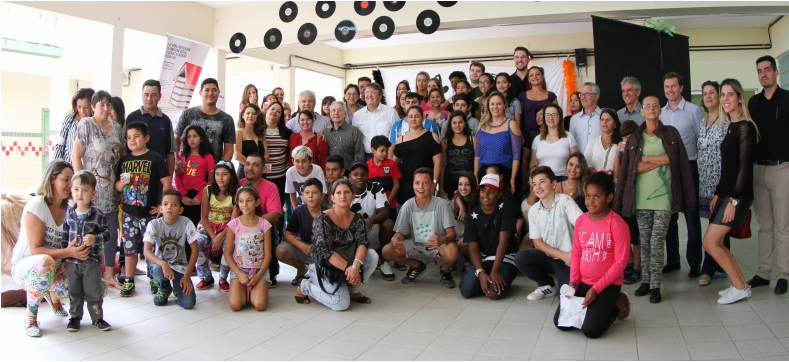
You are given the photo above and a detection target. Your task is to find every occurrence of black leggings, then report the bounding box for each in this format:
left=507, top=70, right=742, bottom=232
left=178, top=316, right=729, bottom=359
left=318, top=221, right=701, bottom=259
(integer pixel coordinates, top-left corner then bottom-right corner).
left=554, top=282, right=621, bottom=339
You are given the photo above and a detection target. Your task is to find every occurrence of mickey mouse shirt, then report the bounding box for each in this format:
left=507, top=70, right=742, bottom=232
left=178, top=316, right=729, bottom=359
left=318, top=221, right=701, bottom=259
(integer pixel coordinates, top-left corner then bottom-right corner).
left=143, top=216, right=198, bottom=274
left=227, top=217, right=272, bottom=269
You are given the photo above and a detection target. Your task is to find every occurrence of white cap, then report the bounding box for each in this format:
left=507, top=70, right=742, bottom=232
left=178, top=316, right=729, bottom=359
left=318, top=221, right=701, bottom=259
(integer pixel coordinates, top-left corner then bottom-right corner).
left=479, top=174, right=501, bottom=190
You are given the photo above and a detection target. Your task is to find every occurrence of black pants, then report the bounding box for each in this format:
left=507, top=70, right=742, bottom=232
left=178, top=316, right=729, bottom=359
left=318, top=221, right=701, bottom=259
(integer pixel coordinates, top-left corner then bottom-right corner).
left=667, top=161, right=702, bottom=267
left=554, top=282, right=621, bottom=339
left=514, top=248, right=570, bottom=289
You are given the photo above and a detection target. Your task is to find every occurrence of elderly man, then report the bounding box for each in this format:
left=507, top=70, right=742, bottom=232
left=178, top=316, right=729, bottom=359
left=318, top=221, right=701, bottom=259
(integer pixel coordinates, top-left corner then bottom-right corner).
left=352, top=83, right=399, bottom=159
left=617, top=76, right=645, bottom=125
left=569, top=82, right=603, bottom=152
left=323, top=101, right=366, bottom=170
left=285, top=90, right=331, bottom=133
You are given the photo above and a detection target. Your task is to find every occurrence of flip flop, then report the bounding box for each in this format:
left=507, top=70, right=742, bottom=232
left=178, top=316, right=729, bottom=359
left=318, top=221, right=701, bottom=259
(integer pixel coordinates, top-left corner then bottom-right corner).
left=294, top=295, right=310, bottom=304
left=353, top=295, right=372, bottom=304
left=291, top=274, right=308, bottom=286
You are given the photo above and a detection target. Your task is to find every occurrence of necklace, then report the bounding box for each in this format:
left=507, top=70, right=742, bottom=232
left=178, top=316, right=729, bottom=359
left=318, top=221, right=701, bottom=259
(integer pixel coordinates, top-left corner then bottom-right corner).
left=490, top=118, right=507, bottom=128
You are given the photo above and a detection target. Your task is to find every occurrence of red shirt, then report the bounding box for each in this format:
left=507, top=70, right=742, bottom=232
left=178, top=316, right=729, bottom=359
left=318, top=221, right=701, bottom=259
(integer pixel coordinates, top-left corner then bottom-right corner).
left=239, top=178, right=283, bottom=216
left=174, top=153, right=215, bottom=201
left=570, top=211, right=630, bottom=293
left=367, top=158, right=402, bottom=209
left=288, top=133, right=329, bottom=170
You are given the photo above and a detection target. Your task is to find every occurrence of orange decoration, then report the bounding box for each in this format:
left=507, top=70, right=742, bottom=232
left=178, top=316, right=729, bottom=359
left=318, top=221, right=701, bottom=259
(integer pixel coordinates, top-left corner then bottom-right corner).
left=563, top=60, right=579, bottom=114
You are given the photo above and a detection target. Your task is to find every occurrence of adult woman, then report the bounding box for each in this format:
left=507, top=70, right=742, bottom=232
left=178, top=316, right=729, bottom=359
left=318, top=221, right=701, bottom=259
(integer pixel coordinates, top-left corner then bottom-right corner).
left=394, top=91, right=409, bottom=119
left=71, top=90, right=123, bottom=290
left=239, top=84, right=259, bottom=113
left=475, top=91, right=523, bottom=193
left=613, top=95, right=696, bottom=304
left=703, top=78, right=758, bottom=304
left=696, top=80, right=731, bottom=286
left=324, top=101, right=365, bottom=170
left=289, top=111, right=328, bottom=171
left=343, top=84, right=362, bottom=123
left=521, top=104, right=548, bottom=186
left=263, top=101, right=293, bottom=206
left=530, top=104, right=578, bottom=181
left=320, top=96, right=334, bottom=118
left=235, top=103, right=269, bottom=179
left=564, top=91, right=582, bottom=131
left=441, top=111, right=476, bottom=197
left=584, top=108, right=622, bottom=173
left=393, top=106, right=442, bottom=203
left=415, top=71, right=430, bottom=101
left=294, top=179, right=379, bottom=310
left=54, top=88, right=94, bottom=162
left=110, top=96, right=126, bottom=127
left=555, top=152, right=590, bottom=212
left=11, top=161, right=90, bottom=337
left=494, top=73, right=522, bottom=123
left=518, top=66, right=557, bottom=136
left=475, top=73, right=494, bottom=120
left=395, top=80, right=410, bottom=97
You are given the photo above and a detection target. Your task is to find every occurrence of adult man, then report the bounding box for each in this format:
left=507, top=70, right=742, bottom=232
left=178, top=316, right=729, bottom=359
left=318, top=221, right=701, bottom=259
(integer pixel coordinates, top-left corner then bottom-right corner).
left=469, top=61, right=485, bottom=99
left=357, top=76, right=371, bottom=107
left=748, top=55, right=789, bottom=295
left=348, top=162, right=395, bottom=280
left=569, top=82, right=603, bottom=152
left=617, top=76, right=645, bottom=126
left=352, top=83, right=399, bottom=159
left=175, top=78, right=235, bottom=164
left=285, top=90, right=331, bottom=133
left=125, top=80, right=176, bottom=175
left=659, top=71, right=704, bottom=277
left=239, top=153, right=283, bottom=287
left=511, top=47, right=532, bottom=97
left=323, top=101, right=366, bottom=170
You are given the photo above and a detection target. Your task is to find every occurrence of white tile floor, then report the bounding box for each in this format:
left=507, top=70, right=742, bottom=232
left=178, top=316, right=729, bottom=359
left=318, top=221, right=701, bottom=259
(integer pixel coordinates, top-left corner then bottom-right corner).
left=3, top=218, right=789, bottom=361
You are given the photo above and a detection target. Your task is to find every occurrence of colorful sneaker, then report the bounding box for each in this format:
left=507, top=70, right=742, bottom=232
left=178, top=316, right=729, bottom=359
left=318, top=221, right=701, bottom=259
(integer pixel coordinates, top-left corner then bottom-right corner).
left=92, top=319, right=112, bottom=331
left=439, top=270, right=456, bottom=289
left=120, top=282, right=135, bottom=297
left=623, top=268, right=641, bottom=284
left=527, top=285, right=556, bottom=301
left=149, top=279, right=158, bottom=294
left=380, top=261, right=395, bottom=281
left=153, top=288, right=172, bottom=306
left=66, top=318, right=80, bottom=332
left=219, top=279, right=230, bottom=292
left=401, top=261, right=426, bottom=284
left=196, top=276, right=215, bottom=290
left=25, top=317, right=41, bottom=337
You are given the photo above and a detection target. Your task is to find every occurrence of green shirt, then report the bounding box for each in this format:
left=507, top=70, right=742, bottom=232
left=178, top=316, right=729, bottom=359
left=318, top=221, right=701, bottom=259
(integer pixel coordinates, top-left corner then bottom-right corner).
left=634, top=132, right=672, bottom=211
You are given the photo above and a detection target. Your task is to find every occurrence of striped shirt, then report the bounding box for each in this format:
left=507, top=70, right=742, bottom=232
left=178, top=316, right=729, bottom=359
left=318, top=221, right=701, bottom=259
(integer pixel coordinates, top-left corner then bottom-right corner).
left=54, top=113, right=78, bottom=161
left=265, top=128, right=289, bottom=179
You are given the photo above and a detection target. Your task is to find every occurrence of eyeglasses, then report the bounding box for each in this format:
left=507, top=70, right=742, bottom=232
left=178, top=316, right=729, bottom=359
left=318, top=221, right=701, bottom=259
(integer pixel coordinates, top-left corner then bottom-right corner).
left=642, top=104, right=660, bottom=109
left=580, top=92, right=598, bottom=98
left=364, top=91, right=379, bottom=96
left=544, top=113, right=560, bottom=118
left=479, top=81, right=491, bottom=85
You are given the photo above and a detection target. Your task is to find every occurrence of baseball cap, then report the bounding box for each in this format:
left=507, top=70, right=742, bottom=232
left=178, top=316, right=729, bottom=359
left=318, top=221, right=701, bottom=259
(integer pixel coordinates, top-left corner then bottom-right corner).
left=349, top=161, right=368, bottom=172
left=479, top=174, right=500, bottom=190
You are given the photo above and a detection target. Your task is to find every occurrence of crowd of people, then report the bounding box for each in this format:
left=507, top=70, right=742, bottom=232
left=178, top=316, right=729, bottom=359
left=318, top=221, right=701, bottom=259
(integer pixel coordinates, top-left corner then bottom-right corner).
left=10, top=48, right=787, bottom=341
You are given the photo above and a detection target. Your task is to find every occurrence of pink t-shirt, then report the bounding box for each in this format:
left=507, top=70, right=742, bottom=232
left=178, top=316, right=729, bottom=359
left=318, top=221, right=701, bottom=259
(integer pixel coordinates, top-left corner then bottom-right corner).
left=174, top=153, right=215, bottom=201
left=570, top=211, right=630, bottom=293
left=227, top=216, right=272, bottom=269
left=239, top=178, right=283, bottom=216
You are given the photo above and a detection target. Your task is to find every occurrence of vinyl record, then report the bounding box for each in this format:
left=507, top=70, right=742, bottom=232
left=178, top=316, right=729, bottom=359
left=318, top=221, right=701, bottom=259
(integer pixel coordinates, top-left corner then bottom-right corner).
left=229, top=33, right=246, bottom=53
left=297, top=23, right=318, bottom=45
left=315, top=1, right=335, bottom=19
left=372, top=16, right=395, bottom=40
left=279, top=1, right=298, bottom=23
left=416, top=9, right=440, bottom=34
left=334, top=20, right=356, bottom=43
left=383, top=1, right=405, bottom=12
left=354, top=1, right=376, bottom=16
left=437, top=1, right=457, bottom=7
left=264, top=28, right=282, bottom=50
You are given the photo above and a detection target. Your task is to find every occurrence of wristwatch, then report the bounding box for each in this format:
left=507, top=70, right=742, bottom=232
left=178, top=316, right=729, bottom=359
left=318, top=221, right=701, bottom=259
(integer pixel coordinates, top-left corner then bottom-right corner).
left=730, top=198, right=739, bottom=206
left=475, top=268, right=486, bottom=277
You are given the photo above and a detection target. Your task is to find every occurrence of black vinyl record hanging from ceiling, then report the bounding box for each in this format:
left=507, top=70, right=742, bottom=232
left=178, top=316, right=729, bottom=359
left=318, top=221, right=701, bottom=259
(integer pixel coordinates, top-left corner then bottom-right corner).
left=315, top=1, right=336, bottom=19
left=279, top=1, right=298, bottom=23
left=354, top=1, right=376, bottom=16
left=383, top=1, right=405, bottom=12
left=335, top=20, right=357, bottom=43
left=416, top=9, right=440, bottom=34
left=372, top=16, right=395, bottom=40
left=297, top=23, right=318, bottom=45
left=437, top=1, right=457, bottom=7
left=229, top=32, right=246, bottom=53
left=264, top=28, right=282, bottom=50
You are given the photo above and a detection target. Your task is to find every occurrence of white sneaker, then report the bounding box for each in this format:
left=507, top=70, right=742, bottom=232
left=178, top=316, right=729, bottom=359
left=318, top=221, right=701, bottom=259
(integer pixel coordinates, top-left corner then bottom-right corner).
left=717, top=285, right=751, bottom=304
left=380, top=261, right=395, bottom=281
left=527, top=285, right=557, bottom=301
left=718, top=286, right=734, bottom=297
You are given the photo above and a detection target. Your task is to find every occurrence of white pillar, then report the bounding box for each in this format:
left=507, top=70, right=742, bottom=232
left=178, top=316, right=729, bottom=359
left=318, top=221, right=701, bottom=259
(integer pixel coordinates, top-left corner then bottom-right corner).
left=110, top=25, right=125, bottom=97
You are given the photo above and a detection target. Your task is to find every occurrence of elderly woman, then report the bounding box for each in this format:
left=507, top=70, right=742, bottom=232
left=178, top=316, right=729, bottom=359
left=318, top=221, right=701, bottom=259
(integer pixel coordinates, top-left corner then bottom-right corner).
left=54, top=88, right=95, bottom=162
left=71, top=90, right=124, bottom=290
left=289, top=111, right=329, bottom=171
left=393, top=106, right=442, bottom=203
left=614, top=95, right=696, bottom=304
left=294, top=179, right=379, bottom=310
left=323, top=101, right=365, bottom=170
left=584, top=108, right=622, bottom=173
left=11, top=161, right=92, bottom=337
left=343, top=84, right=363, bottom=123
left=476, top=91, right=523, bottom=194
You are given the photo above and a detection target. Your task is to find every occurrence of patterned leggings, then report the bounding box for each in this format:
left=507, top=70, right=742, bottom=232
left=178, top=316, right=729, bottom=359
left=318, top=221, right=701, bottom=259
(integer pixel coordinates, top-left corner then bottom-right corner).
left=636, top=210, right=672, bottom=289
left=195, top=228, right=229, bottom=280
left=12, top=255, right=68, bottom=318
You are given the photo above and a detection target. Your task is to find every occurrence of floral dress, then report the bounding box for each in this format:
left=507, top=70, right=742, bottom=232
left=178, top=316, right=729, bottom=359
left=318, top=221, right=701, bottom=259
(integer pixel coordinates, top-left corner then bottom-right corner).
left=697, top=117, right=729, bottom=218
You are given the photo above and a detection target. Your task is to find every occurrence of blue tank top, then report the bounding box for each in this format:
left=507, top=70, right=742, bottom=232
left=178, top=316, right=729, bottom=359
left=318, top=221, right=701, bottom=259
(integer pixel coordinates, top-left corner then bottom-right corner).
left=477, top=120, right=516, bottom=169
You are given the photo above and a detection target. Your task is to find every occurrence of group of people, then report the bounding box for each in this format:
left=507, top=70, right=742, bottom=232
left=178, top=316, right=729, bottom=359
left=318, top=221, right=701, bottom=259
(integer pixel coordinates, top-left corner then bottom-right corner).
left=10, top=47, right=787, bottom=341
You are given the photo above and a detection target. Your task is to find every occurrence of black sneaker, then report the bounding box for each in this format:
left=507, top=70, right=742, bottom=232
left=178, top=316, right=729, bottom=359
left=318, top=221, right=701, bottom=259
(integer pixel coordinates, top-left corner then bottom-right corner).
left=401, top=261, right=426, bottom=284
left=120, top=282, right=135, bottom=297
left=634, top=282, right=650, bottom=297
left=66, top=318, right=80, bottom=332
left=748, top=275, right=771, bottom=288
left=92, top=319, right=111, bottom=331
left=154, top=288, right=172, bottom=306
left=649, top=288, right=662, bottom=303
left=439, top=270, right=456, bottom=289
left=624, top=268, right=641, bottom=284
left=269, top=279, right=278, bottom=288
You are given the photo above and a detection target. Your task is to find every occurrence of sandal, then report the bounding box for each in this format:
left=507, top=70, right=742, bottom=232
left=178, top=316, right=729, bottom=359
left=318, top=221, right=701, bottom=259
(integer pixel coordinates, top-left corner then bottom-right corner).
left=351, top=293, right=372, bottom=304
left=616, top=292, right=630, bottom=320
left=44, top=294, right=68, bottom=317
left=698, top=275, right=712, bottom=286
left=294, top=286, right=310, bottom=304
left=291, top=274, right=308, bottom=286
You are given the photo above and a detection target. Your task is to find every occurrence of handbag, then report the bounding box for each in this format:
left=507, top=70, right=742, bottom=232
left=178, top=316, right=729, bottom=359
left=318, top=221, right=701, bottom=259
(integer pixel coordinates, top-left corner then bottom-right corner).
left=316, top=257, right=345, bottom=295
left=728, top=209, right=752, bottom=239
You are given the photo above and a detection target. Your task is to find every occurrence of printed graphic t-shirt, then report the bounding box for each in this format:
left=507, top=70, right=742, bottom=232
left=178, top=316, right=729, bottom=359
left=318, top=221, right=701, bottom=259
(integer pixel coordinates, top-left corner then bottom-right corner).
left=115, top=150, right=170, bottom=217
left=228, top=217, right=273, bottom=269
left=143, top=216, right=198, bottom=274
left=394, top=196, right=454, bottom=246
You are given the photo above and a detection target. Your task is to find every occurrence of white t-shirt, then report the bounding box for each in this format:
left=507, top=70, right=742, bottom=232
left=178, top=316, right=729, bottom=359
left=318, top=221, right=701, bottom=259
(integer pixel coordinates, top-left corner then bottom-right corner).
left=284, top=164, right=326, bottom=207
left=11, top=196, right=65, bottom=268
left=143, top=216, right=199, bottom=274
left=584, top=136, right=618, bottom=172
left=531, top=134, right=578, bottom=177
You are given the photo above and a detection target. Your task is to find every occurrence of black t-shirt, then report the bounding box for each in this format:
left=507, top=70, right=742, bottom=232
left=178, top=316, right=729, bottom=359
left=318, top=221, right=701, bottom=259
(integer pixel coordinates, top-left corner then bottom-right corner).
left=286, top=204, right=330, bottom=244
left=464, top=199, right=519, bottom=258
left=510, top=72, right=528, bottom=99
left=115, top=150, right=170, bottom=217
left=125, top=109, right=174, bottom=160
left=471, top=87, right=483, bottom=100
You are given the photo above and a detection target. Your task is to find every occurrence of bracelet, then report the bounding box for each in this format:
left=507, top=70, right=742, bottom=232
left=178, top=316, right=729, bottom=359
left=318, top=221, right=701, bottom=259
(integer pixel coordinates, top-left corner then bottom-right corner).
left=353, top=259, right=363, bottom=266
left=351, top=265, right=361, bottom=272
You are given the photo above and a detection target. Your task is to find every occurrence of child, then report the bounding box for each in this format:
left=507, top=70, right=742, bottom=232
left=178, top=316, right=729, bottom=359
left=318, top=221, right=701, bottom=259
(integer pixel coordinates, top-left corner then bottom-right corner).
left=225, top=187, right=273, bottom=311
left=115, top=122, right=171, bottom=297
left=279, top=178, right=328, bottom=286
left=424, top=88, right=450, bottom=133
left=459, top=174, right=520, bottom=299
left=614, top=120, right=642, bottom=284
left=452, top=172, right=479, bottom=253
left=143, top=190, right=199, bottom=309
left=323, top=155, right=345, bottom=205
left=441, top=111, right=476, bottom=197
left=195, top=161, right=239, bottom=291
left=62, top=171, right=111, bottom=332
left=514, top=166, right=584, bottom=301
left=367, top=136, right=401, bottom=222
left=554, top=172, right=631, bottom=338
left=285, top=146, right=326, bottom=208
left=174, top=125, right=215, bottom=226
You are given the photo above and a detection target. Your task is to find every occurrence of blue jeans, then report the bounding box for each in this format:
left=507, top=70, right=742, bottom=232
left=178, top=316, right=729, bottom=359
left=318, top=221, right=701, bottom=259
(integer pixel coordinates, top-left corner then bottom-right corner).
left=459, top=262, right=518, bottom=299
left=149, top=264, right=196, bottom=309
left=300, top=250, right=378, bottom=311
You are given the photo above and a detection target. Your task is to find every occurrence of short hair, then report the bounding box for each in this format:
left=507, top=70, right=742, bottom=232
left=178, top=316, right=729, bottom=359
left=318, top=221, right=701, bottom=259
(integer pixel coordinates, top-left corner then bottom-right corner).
left=662, top=72, right=684, bottom=87
left=469, top=61, right=485, bottom=72
left=302, top=177, right=324, bottom=193
left=585, top=171, right=615, bottom=196
left=358, top=76, right=372, bottom=84
left=699, top=80, right=721, bottom=113
left=449, top=71, right=467, bottom=81
left=582, top=82, right=600, bottom=95
left=142, top=79, right=161, bottom=93
left=366, top=83, right=383, bottom=96
left=455, top=80, right=471, bottom=92
left=330, top=100, right=346, bottom=112
left=291, top=145, right=313, bottom=161
left=91, top=90, right=112, bottom=107
left=200, top=78, right=219, bottom=91
left=298, top=109, right=315, bottom=122
left=756, top=55, right=777, bottom=70
left=298, top=90, right=316, bottom=101
left=413, top=167, right=433, bottom=180
left=530, top=165, right=557, bottom=183
left=620, top=76, right=641, bottom=90
left=371, top=135, right=391, bottom=150
left=71, top=88, right=95, bottom=114
left=452, top=92, right=472, bottom=105
left=325, top=154, right=344, bottom=169
left=514, top=46, right=532, bottom=59
left=405, top=92, right=421, bottom=101
left=71, top=170, right=97, bottom=190
left=162, top=189, right=183, bottom=206
left=246, top=152, right=265, bottom=165
left=125, top=121, right=149, bottom=137
left=619, top=120, right=639, bottom=138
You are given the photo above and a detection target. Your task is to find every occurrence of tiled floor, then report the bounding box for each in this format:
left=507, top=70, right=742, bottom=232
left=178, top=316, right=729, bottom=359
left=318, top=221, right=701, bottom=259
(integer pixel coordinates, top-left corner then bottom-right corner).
left=3, top=218, right=789, bottom=360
